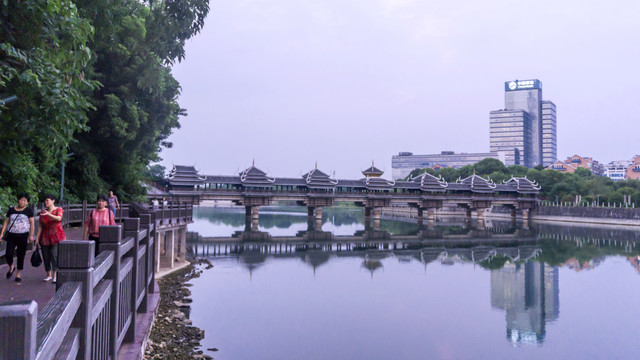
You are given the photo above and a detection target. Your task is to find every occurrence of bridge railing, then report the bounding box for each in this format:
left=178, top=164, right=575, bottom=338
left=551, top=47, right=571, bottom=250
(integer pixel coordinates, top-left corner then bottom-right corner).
left=0, top=213, right=158, bottom=360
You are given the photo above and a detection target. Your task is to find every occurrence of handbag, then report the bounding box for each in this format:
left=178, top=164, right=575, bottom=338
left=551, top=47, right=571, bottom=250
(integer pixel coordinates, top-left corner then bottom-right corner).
left=31, top=245, right=43, bottom=267
left=1, top=215, right=18, bottom=240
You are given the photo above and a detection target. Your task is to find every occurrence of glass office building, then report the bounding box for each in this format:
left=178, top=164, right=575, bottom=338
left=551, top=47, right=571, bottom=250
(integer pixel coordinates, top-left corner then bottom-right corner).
left=491, top=79, right=557, bottom=168
left=490, top=109, right=533, bottom=167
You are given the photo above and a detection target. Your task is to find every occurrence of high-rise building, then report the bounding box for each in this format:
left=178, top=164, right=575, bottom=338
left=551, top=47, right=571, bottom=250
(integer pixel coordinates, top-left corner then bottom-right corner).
left=541, top=101, right=557, bottom=167
left=490, top=109, right=533, bottom=167
left=491, top=79, right=557, bottom=168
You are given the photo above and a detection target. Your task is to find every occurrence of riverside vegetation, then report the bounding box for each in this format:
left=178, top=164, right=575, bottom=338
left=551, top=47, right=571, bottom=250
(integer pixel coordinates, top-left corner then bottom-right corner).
left=406, top=158, right=640, bottom=206
left=0, top=0, right=209, bottom=209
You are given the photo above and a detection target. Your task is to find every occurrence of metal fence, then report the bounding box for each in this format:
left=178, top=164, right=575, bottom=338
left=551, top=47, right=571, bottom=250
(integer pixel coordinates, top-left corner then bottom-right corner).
left=0, top=202, right=193, bottom=360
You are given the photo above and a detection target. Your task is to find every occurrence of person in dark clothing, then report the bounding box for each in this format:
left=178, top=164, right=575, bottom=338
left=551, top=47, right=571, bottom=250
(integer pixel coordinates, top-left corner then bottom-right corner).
left=0, top=194, right=35, bottom=282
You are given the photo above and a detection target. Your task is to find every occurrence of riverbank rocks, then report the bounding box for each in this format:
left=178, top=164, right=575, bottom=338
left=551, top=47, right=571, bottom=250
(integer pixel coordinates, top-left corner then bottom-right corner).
left=144, top=258, right=215, bottom=359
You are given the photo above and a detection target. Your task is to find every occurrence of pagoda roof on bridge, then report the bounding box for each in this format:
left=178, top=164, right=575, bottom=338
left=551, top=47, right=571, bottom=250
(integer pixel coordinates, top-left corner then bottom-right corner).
left=455, top=174, right=496, bottom=193
left=362, top=162, right=384, bottom=177
left=302, top=167, right=338, bottom=189
left=273, top=178, right=305, bottom=187
left=168, top=165, right=206, bottom=186
left=364, top=176, right=395, bottom=191
left=239, top=165, right=275, bottom=187
left=204, top=175, right=242, bottom=185
left=410, top=172, right=448, bottom=192
left=501, top=176, right=541, bottom=194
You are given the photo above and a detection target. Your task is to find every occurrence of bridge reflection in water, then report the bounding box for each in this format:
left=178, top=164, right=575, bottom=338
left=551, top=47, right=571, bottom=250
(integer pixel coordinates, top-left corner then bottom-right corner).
left=187, top=218, right=639, bottom=346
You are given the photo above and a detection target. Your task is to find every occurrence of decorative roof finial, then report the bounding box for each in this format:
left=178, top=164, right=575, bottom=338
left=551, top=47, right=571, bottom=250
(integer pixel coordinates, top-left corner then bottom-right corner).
left=372, top=160, right=375, bottom=167
left=315, top=161, right=317, bottom=169
left=252, top=158, right=255, bottom=167
left=473, top=167, right=476, bottom=175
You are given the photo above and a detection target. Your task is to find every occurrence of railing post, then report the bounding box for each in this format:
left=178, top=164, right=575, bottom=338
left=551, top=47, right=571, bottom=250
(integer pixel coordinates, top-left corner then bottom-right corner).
left=138, top=214, right=151, bottom=313
left=57, top=240, right=95, bottom=360
left=99, top=225, right=122, bottom=359
left=0, top=300, right=37, bottom=360
left=81, top=200, right=88, bottom=225
left=123, top=218, right=140, bottom=342
left=141, top=214, right=156, bottom=295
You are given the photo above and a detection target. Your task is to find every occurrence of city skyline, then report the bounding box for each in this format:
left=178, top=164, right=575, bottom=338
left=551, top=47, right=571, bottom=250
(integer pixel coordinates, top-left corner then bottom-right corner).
left=159, top=0, right=640, bottom=179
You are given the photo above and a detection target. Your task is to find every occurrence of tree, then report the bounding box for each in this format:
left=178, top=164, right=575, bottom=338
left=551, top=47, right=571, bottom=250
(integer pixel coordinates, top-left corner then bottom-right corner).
left=0, top=0, right=96, bottom=209
left=65, top=0, right=210, bottom=201
left=475, top=158, right=508, bottom=176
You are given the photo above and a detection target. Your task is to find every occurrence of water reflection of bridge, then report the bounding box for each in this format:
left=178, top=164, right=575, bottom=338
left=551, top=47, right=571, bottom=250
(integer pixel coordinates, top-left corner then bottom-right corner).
left=189, top=233, right=541, bottom=261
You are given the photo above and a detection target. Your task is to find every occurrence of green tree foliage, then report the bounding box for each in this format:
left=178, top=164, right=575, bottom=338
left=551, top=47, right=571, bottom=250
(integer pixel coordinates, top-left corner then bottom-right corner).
left=0, top=0, right=97, bottom=210
left=66, top=0, right=209, bottom=201
left=404, top=158, right=640, bottom=206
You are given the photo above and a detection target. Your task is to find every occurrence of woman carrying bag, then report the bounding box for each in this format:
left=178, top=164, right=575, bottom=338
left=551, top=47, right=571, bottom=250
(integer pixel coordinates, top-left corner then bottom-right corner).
left=35, top=194, right=66, bottom=283
left=0, top=193, right=35, bottom=282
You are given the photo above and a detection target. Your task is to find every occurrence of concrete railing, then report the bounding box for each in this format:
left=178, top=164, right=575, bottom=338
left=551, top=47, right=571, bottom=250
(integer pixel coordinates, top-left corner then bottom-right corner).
left=534, top=205, right=640, bottom=220
left=0, top=215, right=155, bottom=360
left=0, top=202, right=194, bottom=360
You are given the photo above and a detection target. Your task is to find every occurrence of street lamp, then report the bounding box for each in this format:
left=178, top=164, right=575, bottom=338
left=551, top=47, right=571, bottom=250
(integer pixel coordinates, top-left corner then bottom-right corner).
left=60, top=153, right=74, bottom=201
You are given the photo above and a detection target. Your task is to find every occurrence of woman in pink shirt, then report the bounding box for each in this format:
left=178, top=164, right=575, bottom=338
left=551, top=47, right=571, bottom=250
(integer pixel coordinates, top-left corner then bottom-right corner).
left=83, top=194, right=115, bottom=256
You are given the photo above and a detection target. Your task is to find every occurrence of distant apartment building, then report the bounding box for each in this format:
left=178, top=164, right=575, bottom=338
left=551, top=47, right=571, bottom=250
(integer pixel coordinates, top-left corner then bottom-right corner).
left=547, top=155, right=605, bottom=176
left=605, top=160, right=633, bottom=181
left=391, top=151, right=505, bottom=180
left=490, top=79, right=557, bottom=168
left=626, top=155, right=640, bottom=181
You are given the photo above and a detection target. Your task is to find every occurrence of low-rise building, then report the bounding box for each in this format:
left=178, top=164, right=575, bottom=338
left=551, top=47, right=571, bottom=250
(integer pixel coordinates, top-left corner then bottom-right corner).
left=391, top=151, right=505, bottom=180
left=547, top=155, right=605, bottom=176
left=626, top=155, right=640, bottom=181
left=547, top=160, right=577, bottom=173
left=605, top=160, right=633, bottom=182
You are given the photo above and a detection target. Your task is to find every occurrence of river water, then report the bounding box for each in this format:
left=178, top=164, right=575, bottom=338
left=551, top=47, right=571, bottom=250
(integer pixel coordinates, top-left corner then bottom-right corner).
left=186, top=206, right=640, bottom=360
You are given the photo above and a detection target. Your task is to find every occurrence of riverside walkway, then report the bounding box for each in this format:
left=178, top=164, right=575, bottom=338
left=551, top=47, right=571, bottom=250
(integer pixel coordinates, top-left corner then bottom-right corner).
left=0, top=202, right=193, bottom=360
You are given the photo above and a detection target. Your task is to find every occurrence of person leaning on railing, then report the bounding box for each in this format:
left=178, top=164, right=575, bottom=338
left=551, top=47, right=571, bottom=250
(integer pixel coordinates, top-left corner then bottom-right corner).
left=0, top=193, right=35, bottom=282
left=83, top=194, right=115, bottom=256
left=35, top=194, right=66, bottom=284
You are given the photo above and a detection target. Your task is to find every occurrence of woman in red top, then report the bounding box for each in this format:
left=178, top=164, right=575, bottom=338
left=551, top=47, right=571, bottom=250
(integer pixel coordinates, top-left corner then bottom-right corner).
left=36, top=194, right=66, bottom=283
left=83, top=194, right=115, bottom=256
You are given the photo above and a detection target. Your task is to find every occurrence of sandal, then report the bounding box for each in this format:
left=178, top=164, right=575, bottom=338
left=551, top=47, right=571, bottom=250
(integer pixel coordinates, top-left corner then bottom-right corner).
left=15, top=277, right=22, bottom=282
left=6, top=268, right=14, bottom=279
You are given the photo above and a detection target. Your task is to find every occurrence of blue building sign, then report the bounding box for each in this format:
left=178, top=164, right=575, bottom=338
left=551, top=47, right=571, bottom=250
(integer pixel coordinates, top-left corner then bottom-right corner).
left=505, top=79, right=542, bottom=91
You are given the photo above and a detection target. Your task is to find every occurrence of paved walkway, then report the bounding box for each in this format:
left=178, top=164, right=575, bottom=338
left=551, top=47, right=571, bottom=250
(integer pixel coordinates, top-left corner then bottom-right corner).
left=0, top=227, right=84, bottom=309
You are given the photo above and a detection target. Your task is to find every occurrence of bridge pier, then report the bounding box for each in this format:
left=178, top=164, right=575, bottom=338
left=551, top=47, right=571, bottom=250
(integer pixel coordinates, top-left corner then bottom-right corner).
left=522, top=209, right=530, bottom=226
left=373, top=208, right=381, bottom=230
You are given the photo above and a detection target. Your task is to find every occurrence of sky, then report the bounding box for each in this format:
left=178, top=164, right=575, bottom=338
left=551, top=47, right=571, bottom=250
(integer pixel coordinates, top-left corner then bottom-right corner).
left=160, top=0, right=640, bottom=179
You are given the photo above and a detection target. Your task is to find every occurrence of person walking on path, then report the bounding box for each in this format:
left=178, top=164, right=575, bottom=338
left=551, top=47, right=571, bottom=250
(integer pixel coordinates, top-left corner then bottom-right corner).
left=35, top=194, right=65, bottom=283
left=83, top=195, right=115, bottom=256
left=108, top=190, right=120, bottom=216
left=0, top=193, right=35, bottom=282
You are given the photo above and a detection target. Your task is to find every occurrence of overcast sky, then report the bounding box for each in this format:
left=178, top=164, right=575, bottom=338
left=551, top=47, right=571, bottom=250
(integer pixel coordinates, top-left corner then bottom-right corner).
left=160, top=0, right=640, bottom=179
